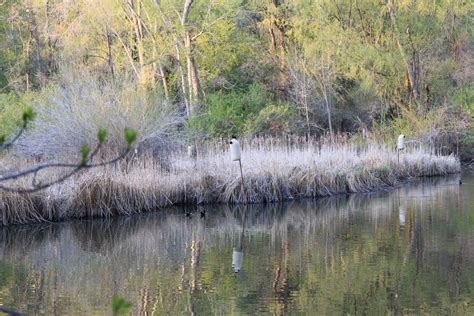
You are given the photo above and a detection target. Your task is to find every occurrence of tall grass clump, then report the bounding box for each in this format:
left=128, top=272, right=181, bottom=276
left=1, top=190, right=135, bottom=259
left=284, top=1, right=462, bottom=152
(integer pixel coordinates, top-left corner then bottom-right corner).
left=0, top=138, right=460, bottom=225
left=14, top=67, right=183, bottom=157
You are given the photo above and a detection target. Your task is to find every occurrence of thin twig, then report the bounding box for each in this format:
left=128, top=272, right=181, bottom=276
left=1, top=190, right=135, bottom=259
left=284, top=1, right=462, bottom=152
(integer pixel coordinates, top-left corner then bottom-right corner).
left=0, top=125, right=26, bottom=151
left=0, top=150, right=130, bottom=193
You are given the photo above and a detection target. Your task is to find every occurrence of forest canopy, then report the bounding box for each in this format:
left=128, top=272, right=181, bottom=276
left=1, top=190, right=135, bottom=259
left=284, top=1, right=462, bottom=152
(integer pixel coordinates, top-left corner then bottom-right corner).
left=0, top=0, right=472, bottom=157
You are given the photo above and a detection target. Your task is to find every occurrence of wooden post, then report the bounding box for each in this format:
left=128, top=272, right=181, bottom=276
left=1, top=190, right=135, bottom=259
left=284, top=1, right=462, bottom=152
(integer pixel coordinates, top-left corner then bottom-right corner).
left=238, top=159, right=245, bottom=199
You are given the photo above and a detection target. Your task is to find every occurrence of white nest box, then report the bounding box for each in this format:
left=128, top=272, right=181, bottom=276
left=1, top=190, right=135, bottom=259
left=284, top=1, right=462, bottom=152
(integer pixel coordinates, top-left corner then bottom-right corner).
left=397, top=134, right=405, bottom=150
left=230, top=138, right=241, bottom=161
left=232, top=249, right=243, bottom=273
left=187, top=145, right=197, bottom=158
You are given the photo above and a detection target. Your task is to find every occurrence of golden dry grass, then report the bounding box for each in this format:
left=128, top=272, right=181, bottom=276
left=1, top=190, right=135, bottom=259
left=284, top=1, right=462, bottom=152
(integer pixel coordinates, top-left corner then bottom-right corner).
left=0, top=140, right=460, bottom=225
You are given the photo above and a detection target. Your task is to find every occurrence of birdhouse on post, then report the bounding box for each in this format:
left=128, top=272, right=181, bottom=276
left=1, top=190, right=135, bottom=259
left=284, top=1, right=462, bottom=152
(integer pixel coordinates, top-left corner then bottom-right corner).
left=397, top=134, right=405, bottom=162
left=230, top=136, right=245, bottom=200
left=187, top=145, right=193, bottom=157
left=397, top=134, right=405, bottom=151
left=230, top=137, right=241, bottom=161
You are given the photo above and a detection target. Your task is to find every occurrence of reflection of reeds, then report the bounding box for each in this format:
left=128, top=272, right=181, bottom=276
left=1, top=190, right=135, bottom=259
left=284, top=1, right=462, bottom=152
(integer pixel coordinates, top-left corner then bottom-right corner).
left=70, top=217, right=143, bottom=254
left=1, top=174, right=462, bottom=261
left=0, top=174, right=469, bottom=315
left=0, top=223, right=60, bottom=260
left=0, top=142, right=460, bottom=225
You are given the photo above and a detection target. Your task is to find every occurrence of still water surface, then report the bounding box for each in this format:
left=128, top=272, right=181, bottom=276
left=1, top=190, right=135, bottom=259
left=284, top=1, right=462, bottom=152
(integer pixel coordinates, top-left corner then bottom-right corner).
left=0, top=174, right=473, bottom=315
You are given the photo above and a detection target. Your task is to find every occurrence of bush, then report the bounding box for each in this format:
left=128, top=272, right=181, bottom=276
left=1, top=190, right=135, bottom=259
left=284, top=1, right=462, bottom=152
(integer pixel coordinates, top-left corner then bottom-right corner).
left=187, top=83, right=270, bottom=137
left=247, top=103, right=299, bottom=135
left=15, top=68, right=183, bottom=157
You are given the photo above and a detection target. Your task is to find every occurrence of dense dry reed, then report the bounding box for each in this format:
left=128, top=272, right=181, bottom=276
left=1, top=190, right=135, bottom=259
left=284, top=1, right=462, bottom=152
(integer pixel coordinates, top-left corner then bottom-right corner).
left=0, top=140, right=460, bottom=225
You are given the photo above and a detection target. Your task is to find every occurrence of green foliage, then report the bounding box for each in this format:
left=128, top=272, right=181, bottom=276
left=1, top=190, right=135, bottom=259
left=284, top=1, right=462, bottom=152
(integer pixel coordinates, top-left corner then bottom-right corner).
left=124, top=128, right=137, bottom=149
left=80, top=145, right=90, bottom=165
left=0, top=0, right=471, bottom=156
left=247, top=103, right=299, bottom=135
left=98, top=129, right=108, bottom=145
left=22, top=107, right=36, bottom=125
left=197, top=19, right=264, bottom=90
left=188, top=84, right=270, bottom=137
left=111, top=295, right=132, bottom=316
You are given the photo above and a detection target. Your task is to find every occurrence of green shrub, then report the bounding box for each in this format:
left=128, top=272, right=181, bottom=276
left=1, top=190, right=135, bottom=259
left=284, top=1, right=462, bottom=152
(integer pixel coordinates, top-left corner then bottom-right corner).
left=247, top=103, right=299, bottom=135
left=187, top=84, right=270, bottom=138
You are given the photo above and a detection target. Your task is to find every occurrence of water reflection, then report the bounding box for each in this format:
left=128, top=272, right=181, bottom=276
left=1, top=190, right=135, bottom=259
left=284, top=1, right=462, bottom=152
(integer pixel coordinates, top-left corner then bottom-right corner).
left=231, top=208, right=244, bottom=274
left=0, top=174, right=472, bottom=315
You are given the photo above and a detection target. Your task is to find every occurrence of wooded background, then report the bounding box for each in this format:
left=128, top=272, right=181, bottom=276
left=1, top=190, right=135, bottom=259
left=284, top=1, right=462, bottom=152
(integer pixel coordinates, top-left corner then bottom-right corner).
left=0, top=0, right=472, bottom=158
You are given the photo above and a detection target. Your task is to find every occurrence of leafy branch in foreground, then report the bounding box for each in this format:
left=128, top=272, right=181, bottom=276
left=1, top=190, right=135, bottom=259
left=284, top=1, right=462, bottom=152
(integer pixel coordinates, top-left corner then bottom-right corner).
left=0, top=109, right=137, bottom=193
left=0, top=107, right=36, bottom=151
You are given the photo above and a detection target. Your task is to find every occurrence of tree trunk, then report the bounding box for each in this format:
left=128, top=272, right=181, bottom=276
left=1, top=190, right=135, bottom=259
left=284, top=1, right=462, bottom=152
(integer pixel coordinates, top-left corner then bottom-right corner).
left=158, top=64, right=169, bottom=101
left=386, top=0, right=419, bottom=101
left=301, top=68, right=311, bottom=135
left=181, top=0, right=200, bottom=116
left=268, top=27, right=276, bottom=52
left=106, top=27, right=115, bottom=81
left=176, top=41, right=190, bottom=117
left=128, top=0, right=149, bottom=86
left=322, top=86, right=333, bottom=139
left=44, top=0, right=54, bottom=73
left=27, top=7, right=43, bottom=85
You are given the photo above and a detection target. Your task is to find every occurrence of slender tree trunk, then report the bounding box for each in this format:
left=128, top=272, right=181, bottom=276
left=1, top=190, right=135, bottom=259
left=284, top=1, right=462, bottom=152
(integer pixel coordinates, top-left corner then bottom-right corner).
left=158, top=64, right=169, bottom=101
left=189, top=54, right=200, bottom=103
left=129, top=0, right=148, bottom=85
left=277, top=27, right=287, bottom=92
left=185, top=32, right=194, bottom=105
left=301, top=69, right=311, bottom=135
left=386, top=0, right=419, bottom=101
left=268, top=27, right=276, bottom=52
left=44, top=0, right=53, bottom=73
left=106, top=27, right=115, bottom=81
left=322, top=86, right=333, bottom=138
left=27, top=6, right=43, bottom=85
left=181, top=0, right=200, bottom=115
left=176, top=41, right=190, bottom=117
left=24, top=35, right=31, bottom=91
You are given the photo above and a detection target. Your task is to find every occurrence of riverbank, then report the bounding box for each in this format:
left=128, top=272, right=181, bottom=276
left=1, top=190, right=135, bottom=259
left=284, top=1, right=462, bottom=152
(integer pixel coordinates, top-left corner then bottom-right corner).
left=0, top=142, right=460, bottom=225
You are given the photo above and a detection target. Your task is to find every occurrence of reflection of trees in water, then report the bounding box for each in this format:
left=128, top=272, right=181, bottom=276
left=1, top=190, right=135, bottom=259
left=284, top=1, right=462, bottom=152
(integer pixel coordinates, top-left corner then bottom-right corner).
left=71, top=217, right=143, bottom=254
left=0, top=174, right=471, bottom=314
left=0, top=223, right=60, bottom=260
left=0, top=174, right=462, bottom=258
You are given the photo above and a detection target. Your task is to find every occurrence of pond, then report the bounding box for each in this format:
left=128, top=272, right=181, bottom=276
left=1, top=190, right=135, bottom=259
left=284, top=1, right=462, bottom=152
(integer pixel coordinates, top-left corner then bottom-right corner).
left=0, top=173, right=473, bottom=315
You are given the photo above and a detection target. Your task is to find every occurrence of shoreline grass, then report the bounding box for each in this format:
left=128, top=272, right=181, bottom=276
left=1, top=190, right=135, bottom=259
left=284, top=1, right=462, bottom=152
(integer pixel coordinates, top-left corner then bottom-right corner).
left=0, top=141, right=461, bottom=226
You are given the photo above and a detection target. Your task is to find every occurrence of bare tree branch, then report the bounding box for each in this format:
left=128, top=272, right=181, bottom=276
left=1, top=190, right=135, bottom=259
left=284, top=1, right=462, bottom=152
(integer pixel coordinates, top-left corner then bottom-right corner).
left=0, top=124, right=26, bottom=151
left=0, top=150, right=130, bottom=193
